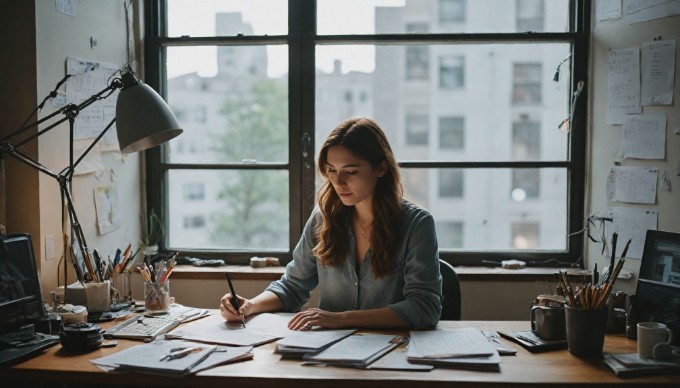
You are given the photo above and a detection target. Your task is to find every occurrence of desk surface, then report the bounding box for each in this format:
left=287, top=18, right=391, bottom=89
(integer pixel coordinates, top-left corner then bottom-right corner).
left=5, top=319, right=678, bottom=387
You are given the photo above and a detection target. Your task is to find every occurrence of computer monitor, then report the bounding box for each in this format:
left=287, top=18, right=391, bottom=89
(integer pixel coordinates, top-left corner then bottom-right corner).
left=0, top=233, right=46, bottom=334
left=633, top=229, right=680, bottom=345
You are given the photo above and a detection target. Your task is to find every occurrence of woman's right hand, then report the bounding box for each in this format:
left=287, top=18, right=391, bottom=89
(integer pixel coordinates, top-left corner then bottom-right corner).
left=219, top=293, right=250, bottom=322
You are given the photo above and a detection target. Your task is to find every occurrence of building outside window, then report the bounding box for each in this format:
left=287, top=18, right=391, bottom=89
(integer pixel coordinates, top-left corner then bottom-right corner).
left=146, top=0, right=587, bottom=266
left=439, top=55, right=465, bottom=89
left=183, top=183, right=205, bottom=201
left=439, top=117, right=465, bottom=150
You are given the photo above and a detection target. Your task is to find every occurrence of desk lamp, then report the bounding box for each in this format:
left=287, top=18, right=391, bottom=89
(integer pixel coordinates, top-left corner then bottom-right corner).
left=0, top=64, right=182, bottom=287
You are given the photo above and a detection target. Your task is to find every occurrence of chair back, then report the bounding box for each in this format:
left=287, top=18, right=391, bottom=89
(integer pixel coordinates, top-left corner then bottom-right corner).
left=439, top=259, right=461, bottom=320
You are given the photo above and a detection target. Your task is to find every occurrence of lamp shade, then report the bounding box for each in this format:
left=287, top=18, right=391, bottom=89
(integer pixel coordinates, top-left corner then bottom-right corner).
left=115, top=82, right=183, bottom=154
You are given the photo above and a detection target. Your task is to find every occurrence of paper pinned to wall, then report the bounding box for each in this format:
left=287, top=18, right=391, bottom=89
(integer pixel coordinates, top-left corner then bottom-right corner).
left=94, top=184, right=121, bottom=235
left=621, top=112, right=666, bottom=159
left=641, top=40, right=676, bottom=105
left=623, top=0, right=680, bottom=24
left=597, top=0, right=622, bottom=21
left=607, top=47, right=641, bottom=125
left=606, top=207, right=658, bottom=259
left=607, top=166, right=658, bottom=204
left=72, top=138, right=103, bottom=175
left=65, top=57, right=120, bottom=141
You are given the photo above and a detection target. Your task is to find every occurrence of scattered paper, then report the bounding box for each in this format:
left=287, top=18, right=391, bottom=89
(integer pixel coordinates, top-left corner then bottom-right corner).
left=93, top=185, right=121, bottom=235
left=623, top=0, right=680, bottom=24
left=641, top=40, right=676, bottom=105
left=661, top=170, right=671, bottom=191
left=620, top=112, right=666, bottom=159
left=607, top=47, right=641, bottom=125
left=605, top=207, right=658, bottom=259
left=596, top=0, right=622, bottom=21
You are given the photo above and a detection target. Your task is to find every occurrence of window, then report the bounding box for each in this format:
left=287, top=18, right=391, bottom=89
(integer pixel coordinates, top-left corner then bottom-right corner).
left=513, top=63, right=542, bottom=104
left=183, top=183, right=205, bottom=201
left=438, top=169, right=464, bottom=198
left=439, top=55, right=465, bottom=89
left=512, top=222, right=539, bottom=249
left=146, top=0, right=587, bottom=266
left=439, top=117, right=465, bottom=150
left=406, top=114, right=429, bottom=146
left=516, top=0, right=545, bottom=32
left=437, top=221, right=464, bottom=249
left=439, top=0, right=466, bottom=23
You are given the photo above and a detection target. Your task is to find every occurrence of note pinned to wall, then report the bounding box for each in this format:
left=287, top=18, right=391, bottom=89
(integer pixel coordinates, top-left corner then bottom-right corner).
left=621, top=112, right=666, bottom=159
left=607, top=166, right=658, bottom=204
left=623, top=0, right=680, bottom=24
left=641, top=40, right=676, bottom=106
left=607, top=47, right=641, bottom=125
left=606, top=207, right=658, bottom=259
left=596, top=0, right=622, bottom=21
left=94, top=185, right=121, bottom=235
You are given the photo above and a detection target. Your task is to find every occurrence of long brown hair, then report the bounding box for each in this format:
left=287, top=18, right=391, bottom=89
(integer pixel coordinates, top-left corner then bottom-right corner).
left=313, top=117, right=403, bottom=278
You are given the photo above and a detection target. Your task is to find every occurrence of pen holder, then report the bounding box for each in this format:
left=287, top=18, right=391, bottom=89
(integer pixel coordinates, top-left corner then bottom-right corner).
left=565, top=305, right=608, bottom=357
left=111, top=272, right=131, bottom=303
left=144, top=281, right=170, bottom=315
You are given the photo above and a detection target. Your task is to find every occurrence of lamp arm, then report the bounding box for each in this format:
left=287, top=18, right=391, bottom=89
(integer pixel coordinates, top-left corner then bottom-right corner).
left=0, top=143, right=59, bottom=180
left=62, top=117, right=116, bottom=180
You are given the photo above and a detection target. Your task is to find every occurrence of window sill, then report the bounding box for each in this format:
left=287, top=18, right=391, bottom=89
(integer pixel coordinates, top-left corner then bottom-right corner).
left=171, top=264, right=588, bottom=282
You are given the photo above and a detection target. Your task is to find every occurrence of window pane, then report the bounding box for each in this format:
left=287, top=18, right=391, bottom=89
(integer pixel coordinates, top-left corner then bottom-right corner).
left=401, top=168, right=567, bottom=250
left=315, top=43, right=570, bottom=162
left=166, top=46, right=289, bottom=164
left=168, top=170, right=289, bottom=250
left=317, top=0, right=570, bottom=35
left=167, top=0, right=287, bottom=37
left=437, top=221, right=464, bottom=249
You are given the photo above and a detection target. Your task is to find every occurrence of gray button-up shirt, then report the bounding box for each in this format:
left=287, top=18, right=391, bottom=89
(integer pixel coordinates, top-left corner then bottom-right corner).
left=265, top=201, right=442, bottom=329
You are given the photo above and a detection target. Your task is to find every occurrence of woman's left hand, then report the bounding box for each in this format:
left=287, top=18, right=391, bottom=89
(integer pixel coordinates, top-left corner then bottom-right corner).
left=287, top=308, right=345, bottom=330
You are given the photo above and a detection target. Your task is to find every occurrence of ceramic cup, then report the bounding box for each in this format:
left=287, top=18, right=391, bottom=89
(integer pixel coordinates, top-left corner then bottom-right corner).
left=637, top=322, right=673, bottom=359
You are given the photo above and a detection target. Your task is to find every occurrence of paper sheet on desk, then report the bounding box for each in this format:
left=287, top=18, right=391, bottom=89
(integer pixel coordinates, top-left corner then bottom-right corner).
left=91, top=339, right=252, bottom=375
left=166, top=312, right=294, bottom=346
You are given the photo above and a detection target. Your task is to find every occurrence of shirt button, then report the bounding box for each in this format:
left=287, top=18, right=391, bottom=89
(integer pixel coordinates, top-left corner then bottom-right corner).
left=354, top=282, right=358, bottom=286
left=353, top=304, right=357, bottom=308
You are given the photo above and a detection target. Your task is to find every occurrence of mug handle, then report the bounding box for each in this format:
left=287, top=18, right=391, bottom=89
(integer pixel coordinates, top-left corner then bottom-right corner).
left=665, top=328, right=673, bottom=344
left=530, top=305, right=539, bottom=332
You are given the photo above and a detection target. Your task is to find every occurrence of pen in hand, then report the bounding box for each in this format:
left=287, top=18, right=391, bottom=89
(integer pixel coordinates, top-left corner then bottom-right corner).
left=225, top=272, right=246, bottom=327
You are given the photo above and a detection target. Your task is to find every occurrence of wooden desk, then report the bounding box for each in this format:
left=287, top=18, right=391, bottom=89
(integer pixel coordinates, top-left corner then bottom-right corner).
left=5, top=320, right=678, bottom=387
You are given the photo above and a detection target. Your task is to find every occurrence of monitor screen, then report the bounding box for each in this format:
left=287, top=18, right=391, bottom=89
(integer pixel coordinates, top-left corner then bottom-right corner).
left=0, top=233, right=46, bottom=333
left=634, top=229, right=680, bottom=345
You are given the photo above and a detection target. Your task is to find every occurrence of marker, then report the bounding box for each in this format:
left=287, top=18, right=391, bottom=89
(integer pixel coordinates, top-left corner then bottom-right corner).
left=225, top=272, right=246, bottom=327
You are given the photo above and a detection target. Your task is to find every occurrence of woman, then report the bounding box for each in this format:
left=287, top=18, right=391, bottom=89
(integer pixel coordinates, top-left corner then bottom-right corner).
left=220, top=117, right=442, bottom=330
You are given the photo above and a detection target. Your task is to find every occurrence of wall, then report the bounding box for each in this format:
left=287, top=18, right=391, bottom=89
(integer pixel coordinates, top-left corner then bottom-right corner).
left=0, top=1, right=144, bottom=297
left=585, top=8, right=680, bottom=298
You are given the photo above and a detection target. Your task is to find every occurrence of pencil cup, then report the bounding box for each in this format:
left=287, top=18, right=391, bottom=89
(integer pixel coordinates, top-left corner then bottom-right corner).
left=111, top=272, right=131, bottom=303
left=565, top=305, right=608, bottom=357
left=144, top=281, right=170, bottom=315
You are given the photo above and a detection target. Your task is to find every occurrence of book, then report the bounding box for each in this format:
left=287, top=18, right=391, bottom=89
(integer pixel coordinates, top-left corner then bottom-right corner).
left=603, top=353, right=680, bottom=378
left=498, top=330, right=567, bottom=352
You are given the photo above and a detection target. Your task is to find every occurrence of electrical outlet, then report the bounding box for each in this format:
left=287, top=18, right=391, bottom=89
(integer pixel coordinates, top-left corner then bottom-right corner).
left=45, top=234, right=55, bottom=260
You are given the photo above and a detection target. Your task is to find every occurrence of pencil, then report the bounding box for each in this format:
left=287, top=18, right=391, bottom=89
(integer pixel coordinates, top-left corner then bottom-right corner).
left=225, top=272, right=246, bottom=327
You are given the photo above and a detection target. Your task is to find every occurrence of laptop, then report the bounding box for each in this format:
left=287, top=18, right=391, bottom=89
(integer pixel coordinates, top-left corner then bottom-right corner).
left=631, top=229, right=680, bottom=346
left=0, top=234, right=60, bottom=366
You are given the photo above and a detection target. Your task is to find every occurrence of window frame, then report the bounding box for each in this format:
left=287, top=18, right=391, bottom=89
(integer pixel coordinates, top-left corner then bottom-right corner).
left=144, top=0, right=591, bottom=267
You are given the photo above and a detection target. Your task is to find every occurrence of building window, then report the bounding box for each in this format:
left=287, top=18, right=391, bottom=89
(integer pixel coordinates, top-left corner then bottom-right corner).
left=183, top=183, right=205, bottom=201
left=439, top=117, right=464, bottom=150
left=183, top=215, right=206, bottom=229
left=147, top=0, right=587, bottom=266
left=513, top=63, right=542, bottom=104
left=439, top=55, right=465, bottom=89
left=439, top=0, right=466, bottom=23
left=406, top=114, right=429, bottom=146
left=516, top=0, right=545, bottom=32
left=438, top=169, right=464, bottom=198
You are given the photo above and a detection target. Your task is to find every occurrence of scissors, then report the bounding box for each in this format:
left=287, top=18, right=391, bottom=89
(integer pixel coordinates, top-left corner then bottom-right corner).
left=160, top=346, right=203, bottom=361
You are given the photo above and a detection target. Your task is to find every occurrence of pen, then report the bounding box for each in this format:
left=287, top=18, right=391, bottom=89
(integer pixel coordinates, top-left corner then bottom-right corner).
left=591, top=262, right=598, bottom=285
left=608, top=232, right=618, bottom=283
left=225, top=272, right=246, bottom=327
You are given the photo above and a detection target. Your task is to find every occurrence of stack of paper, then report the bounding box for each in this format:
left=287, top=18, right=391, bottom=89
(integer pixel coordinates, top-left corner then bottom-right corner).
left=90, top=339, right=253, bottom=376
left=302, top=333, right=405, bottom=369
left=275, top=329, right=356, bottom=359
left=603, top=353, right=680, bottom=377
left=407, top=327, right=501, bottom=370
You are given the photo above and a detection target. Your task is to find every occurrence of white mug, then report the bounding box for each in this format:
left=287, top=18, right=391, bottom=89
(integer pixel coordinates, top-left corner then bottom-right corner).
left=637, top=322, right=673, bottom=359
